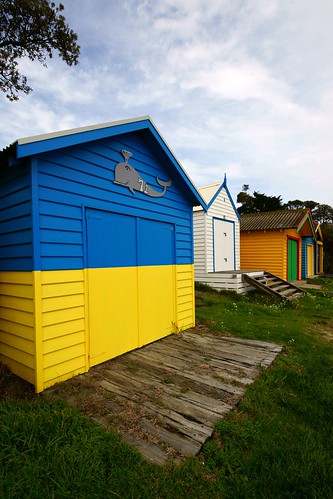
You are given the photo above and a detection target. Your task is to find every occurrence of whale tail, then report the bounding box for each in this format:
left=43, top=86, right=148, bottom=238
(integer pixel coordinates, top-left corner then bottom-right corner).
left=157, top=178, right=172, bottom=188
left=145, top=177, right=172, bottom=198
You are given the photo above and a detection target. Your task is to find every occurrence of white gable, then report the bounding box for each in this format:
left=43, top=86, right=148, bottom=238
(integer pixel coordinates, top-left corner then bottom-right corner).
left=193, top=182, right=222, bottom=210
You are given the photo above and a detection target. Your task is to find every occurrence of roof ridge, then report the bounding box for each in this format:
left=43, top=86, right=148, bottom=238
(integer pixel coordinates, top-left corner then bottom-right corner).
left=15, top=115, right=151, bottom=146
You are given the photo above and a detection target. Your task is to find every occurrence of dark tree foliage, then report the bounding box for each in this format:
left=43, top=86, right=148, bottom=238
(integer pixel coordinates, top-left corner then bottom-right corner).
left=0, top=0, right=80, bottom=100
left=236, top=190, right=253, bottom=208
left=237, top=189, right=283, bottom=215
left=321, top=224, right=333, bottom=274
left=303, top=200, right=318, bottom=211
left=284, top=199, right=305, bottom=210
left=312, top=204, right=333, bottom=225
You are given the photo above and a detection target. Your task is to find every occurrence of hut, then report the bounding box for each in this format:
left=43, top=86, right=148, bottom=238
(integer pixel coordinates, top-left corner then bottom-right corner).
left=0, top=116, right=206, bottom=392
left=240, top=209, right=319, bottom=281
left=193, top=177, right=256, bottom=293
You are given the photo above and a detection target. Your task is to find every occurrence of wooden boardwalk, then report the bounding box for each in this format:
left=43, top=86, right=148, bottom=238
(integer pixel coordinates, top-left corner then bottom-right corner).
left=45, top=329, right=283, bottom=465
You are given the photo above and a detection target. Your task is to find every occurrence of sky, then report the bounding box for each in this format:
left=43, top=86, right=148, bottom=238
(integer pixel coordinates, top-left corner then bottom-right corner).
left=1, top=0, right=333, bottom=206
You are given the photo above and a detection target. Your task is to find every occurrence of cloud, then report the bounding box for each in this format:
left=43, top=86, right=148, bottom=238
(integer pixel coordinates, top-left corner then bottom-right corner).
left=1, top=0, right=332, bottom=206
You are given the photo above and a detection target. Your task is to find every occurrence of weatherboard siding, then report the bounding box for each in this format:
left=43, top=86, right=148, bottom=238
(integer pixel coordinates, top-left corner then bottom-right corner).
left=0, top=271, right=35, bottom=384
left=240, top=230, right=286, bottom=279
left=240, top=228, right=303, bottom=281
left=0, top=164, right=33, bottom=271
left=40, top=269, right=87, bottom=390
left=302, top=237, right=315, bottom=278
left=193, top=211, right=207, bottom=274
left=176, top=264, right=195, bottom=330
left=36, top=134, right=193, bottom=271
left=0, top=266, right=194, bottom=393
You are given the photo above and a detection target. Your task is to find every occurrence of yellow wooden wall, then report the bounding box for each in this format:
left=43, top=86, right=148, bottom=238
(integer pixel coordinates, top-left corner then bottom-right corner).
left=40, top=270, right=88, bottom=391
left=0, top=264, right=195, bottom=392
left=175, top=264, right=195, bottom=331
left=0, top=272, right=35, bottom=385
left=240, top=229, right=301, bottom=280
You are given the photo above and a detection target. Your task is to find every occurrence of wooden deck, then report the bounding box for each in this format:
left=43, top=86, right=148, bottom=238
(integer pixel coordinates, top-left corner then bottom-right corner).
left=44, top=328, right=283, bottom=465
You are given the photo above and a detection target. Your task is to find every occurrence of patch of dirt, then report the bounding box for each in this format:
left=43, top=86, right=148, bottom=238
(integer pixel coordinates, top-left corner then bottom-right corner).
left=312, top=324, right=333, bottom=342
left=0, top=363, right=36, bottom=402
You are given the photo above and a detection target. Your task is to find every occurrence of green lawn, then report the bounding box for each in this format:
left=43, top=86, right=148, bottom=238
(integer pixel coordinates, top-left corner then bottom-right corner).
left=1, top=282, right=333, bottom=498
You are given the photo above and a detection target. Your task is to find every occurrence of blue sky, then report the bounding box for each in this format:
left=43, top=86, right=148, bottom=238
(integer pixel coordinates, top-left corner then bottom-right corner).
left=1, top=0, right=332, bottom=206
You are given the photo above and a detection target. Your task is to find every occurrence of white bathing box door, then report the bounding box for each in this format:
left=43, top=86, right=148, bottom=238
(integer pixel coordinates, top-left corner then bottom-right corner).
left=213, top=218, right=234, bottom=271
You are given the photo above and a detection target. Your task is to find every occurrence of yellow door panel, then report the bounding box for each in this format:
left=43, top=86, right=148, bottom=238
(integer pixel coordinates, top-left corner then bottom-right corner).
left=307, top=245, right=314, bottom=277
left=88, top=267, right=139, bottom=366
left=138, top=265, right=175, bottom=346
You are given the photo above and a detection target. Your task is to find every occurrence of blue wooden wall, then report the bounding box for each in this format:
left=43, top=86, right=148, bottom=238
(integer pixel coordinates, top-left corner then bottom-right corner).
left=302, top=236, right=315, bottom=278
left=0, top=162, right=33, bottom=270
left=1, top=131, right=195, bottom=272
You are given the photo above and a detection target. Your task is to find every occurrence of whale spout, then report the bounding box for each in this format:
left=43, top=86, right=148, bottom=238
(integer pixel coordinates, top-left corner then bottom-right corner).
left=121, top=149, right=133, bottom=163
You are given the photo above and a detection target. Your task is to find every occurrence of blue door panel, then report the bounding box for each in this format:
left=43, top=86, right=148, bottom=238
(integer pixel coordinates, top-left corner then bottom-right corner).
left=137, top=218, right=175, bottom=266
left=86, top=209, right=137, bottom=268
left=86, top=209, right=175, bottom=268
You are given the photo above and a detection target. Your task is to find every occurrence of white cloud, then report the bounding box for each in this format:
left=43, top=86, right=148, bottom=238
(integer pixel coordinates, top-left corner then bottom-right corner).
left=1, top=0, right=332, bottom=206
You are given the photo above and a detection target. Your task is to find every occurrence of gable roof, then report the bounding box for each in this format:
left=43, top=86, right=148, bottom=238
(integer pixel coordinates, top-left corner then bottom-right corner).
left=1, top=116, right=207, bottom=209
left=240, top=209, right=316, bottom=238
left=194, top=175, right=240, bottom=219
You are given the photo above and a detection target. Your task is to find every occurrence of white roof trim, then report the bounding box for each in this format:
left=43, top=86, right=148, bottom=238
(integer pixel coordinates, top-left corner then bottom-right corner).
left=16, top=115, right=150, bottom=146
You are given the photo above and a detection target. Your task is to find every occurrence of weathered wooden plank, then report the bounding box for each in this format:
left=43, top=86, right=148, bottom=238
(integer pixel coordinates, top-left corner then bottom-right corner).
left=157, top=336, right=271, bottom=371
left=177, top=390, right=233, bottom=415
left=157, top=392, right=222, bottom=426
left=121, top=434, right=174, bottom=465
left=138, top=417, right=201, bottom=456
left=180, top=334, right=278, bottom=366
left=100, top=378, right=140, bottom=400
left=141, top=401, right=212, bottom=444
left=128, top=349, right=245, bottom=395
left=202, top=334, right=283, bottom=351
left=145, top=340, right=258, bottom=383
left=101, top=366, right=239, bottom=420
left=182, top=331, right=278, bottom=353
left=184, top=332, right=283, bottom=355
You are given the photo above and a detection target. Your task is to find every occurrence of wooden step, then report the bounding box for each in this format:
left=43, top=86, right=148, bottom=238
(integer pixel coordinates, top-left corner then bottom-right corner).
left=271, top=284, right=290, bottom=292
left=242, top=272, right=304, bottom=300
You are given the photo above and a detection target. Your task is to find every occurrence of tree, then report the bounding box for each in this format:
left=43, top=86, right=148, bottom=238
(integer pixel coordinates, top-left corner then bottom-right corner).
left=321, top=224, right=333, bottom=274
left=237, top=185, right=283, bottom=215
left=0, top=0, right=80, bottom=101
left=236, top=184, right=253, bottom=209
left=284, top=199, right=306, bottom=210
left=312, top=204, right=333, bottom=225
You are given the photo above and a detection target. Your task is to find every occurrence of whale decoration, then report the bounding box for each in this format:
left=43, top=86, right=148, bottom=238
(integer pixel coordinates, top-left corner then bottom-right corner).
left=114, top=150, right=172, bottom=198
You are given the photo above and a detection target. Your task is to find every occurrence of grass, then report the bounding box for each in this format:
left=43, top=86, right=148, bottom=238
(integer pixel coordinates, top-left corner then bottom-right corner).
left=1, top=282, right=333, bottom=498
